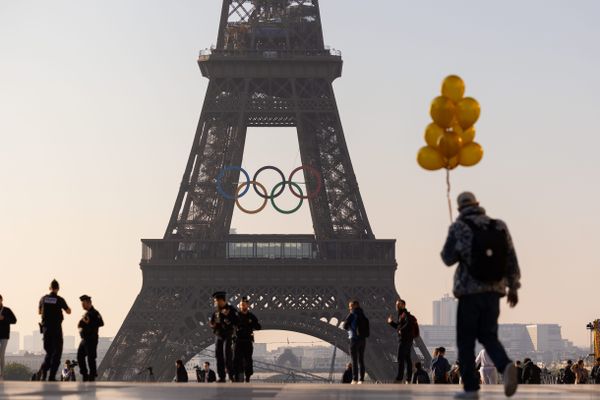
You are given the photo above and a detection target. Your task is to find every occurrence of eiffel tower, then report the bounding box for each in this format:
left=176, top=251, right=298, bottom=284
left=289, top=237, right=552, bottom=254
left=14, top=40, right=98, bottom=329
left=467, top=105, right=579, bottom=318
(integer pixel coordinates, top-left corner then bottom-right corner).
left=99, top=0, right=429, bottom=381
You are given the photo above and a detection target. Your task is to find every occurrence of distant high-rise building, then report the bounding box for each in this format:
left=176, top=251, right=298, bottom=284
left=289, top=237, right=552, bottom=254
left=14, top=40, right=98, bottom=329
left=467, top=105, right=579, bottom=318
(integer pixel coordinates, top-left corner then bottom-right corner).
left=23, top=330, right=43, bottom=353
left=6, top=331, right=20, bottom=354
left=527, top=324, right=564, bottom=353
left=433, top=294, right=458, bottom=326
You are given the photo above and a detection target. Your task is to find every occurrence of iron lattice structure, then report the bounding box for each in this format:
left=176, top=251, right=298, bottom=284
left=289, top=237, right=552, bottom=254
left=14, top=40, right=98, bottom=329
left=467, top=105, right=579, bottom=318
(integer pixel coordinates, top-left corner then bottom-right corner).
left=99, top=0, right=430, bottom=382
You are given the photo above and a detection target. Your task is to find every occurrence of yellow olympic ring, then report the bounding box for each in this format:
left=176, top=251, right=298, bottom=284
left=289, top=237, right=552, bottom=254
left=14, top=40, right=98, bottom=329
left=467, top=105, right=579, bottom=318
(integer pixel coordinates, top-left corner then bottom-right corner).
left=235, top=181, right=268, bottom=214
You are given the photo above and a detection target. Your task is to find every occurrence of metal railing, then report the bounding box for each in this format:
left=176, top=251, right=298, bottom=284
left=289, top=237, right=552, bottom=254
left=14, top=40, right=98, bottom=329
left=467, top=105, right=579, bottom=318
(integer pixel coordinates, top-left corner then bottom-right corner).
left=198, top=47, right=341, bottom=59
left=141, top=236, right=395, bottom=264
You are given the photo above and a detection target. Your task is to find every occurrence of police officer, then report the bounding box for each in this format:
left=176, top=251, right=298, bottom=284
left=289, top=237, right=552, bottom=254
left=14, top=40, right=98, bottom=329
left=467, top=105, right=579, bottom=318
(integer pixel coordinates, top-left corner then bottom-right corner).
left=233, top=297, right=261, bottom=382
left=38, top=279, right=71, bottom=381
left=209, top=291, right=237, bottom=382
left=77, top=295, right=104, bottom=381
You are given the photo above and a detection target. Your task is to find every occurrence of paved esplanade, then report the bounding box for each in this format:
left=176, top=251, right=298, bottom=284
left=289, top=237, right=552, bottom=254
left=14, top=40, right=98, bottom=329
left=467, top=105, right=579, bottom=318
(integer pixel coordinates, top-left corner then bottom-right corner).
left=0, top=383, right=599, bottom=399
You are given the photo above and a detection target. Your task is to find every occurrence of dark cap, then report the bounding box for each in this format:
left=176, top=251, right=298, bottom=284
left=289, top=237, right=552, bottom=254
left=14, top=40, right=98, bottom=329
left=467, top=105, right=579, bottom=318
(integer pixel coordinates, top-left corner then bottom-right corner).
left=212, top=291, right=226, bottom=300
left=50, top=279, right=60, bottom=290
left=80, top=295, right=92, bottom=302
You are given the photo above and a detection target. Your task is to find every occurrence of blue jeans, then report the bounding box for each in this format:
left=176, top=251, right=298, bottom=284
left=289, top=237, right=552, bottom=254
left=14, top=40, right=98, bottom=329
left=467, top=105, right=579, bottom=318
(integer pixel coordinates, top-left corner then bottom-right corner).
left=457, top=292, right=511, bottom=392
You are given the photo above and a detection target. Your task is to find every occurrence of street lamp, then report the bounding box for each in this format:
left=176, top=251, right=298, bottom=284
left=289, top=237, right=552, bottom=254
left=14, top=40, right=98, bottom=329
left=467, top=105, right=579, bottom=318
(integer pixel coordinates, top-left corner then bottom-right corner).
left=586, top=322, right=594, bottom=358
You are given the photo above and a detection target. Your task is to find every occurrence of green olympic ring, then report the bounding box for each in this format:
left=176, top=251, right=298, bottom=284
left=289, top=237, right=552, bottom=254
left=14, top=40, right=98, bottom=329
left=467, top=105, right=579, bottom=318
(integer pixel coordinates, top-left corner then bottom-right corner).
left=270, top=181, right=304, bottom=215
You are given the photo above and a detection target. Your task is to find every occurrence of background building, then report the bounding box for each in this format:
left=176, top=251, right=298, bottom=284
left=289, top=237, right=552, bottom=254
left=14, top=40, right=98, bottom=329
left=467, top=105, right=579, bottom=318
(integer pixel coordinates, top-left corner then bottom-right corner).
left=433, top=294, right=458, bottom=326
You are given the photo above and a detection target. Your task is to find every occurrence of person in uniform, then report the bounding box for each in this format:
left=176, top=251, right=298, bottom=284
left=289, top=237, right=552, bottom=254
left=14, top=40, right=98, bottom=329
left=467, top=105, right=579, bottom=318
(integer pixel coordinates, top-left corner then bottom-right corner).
left=209, top=291, right=238, bottom=382
left=38, top=279, right=71, bottom=381
left=77, top=295, right=104, bottom=381
left=233, top=296, right=261, bottom=382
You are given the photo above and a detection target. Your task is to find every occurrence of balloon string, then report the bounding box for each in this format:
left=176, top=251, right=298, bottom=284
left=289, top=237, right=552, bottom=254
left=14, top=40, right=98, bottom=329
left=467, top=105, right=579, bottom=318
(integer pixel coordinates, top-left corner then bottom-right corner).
left=446, top=169, right=453, bottom=222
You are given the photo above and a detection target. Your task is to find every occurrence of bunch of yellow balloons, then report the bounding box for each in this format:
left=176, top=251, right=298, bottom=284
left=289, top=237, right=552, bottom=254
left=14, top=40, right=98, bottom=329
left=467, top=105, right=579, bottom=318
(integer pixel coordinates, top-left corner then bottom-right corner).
left=417, top=75, right=484, bottom=171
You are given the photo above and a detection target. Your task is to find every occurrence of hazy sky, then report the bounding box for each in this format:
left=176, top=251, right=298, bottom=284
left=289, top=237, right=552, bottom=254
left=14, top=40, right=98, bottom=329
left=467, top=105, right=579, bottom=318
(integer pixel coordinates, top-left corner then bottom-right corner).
left=1, top=1, right=599, bottom=349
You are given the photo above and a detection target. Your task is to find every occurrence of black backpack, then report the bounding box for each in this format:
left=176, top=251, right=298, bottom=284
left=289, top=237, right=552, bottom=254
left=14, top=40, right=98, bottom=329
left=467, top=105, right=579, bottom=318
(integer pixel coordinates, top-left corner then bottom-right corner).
left=357, top=313, right=370, bottom=339
left=463, top=219, right=509, bottom=283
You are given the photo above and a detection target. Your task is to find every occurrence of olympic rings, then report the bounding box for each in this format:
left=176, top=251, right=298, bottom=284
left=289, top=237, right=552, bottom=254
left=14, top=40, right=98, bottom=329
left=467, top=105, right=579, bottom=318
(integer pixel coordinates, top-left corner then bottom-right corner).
left=252, top=166, right=286, bottom=199
left=288, top=165, right=322, bottom=200
left=216, top=166, right=251, bottom=200
left=215, top=165, right=322, bottom=215
left=235, top=181, right=268, bottom=214
left=270, top=181, right=304, bottom=214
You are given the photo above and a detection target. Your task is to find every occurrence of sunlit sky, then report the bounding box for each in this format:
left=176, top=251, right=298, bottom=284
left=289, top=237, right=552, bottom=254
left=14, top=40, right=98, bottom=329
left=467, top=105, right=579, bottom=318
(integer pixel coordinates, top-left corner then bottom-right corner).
left=1, top=1, right=599, bottom=349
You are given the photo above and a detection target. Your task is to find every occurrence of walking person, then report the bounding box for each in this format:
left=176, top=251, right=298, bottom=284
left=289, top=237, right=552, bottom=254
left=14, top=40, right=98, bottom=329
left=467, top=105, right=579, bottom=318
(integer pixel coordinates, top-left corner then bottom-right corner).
left=432, top=347, right=451, bottom=384
left=343, top=300, right=369, bottom=384
left=0, top=294, right=18, bottom=381
left=209, top=291, right=238, bottom=382
left=77, top=295, right=104, bottom=382
left=387, top=298, right=418, bottom=384
left=573, top=360, right=589, bottom=384
left=476, top=348, right=497, bottom=384
left=196, top=362, right=217, bottom=383
left=233, top=296, right=261, bottom=382
left=37, top=279, right=71, bottom=381
left=441, top=192, right=521, bottom=398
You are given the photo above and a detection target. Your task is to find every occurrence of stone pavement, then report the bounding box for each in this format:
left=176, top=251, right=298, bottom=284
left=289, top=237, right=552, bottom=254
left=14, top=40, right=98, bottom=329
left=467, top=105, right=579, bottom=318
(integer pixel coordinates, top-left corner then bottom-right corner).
left=0, top=382, right=599, bottom=399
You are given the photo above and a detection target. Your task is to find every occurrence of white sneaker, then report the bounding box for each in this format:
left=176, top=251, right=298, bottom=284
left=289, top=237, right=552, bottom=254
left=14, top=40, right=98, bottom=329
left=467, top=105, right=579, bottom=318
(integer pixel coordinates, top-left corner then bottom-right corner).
left=503, top=362, right=518, bottom=397
left=454, top=392, right=479, bottom=399
left=350, top=380, right=358, bottom=384
left=357, top=381, right=363, bottom=385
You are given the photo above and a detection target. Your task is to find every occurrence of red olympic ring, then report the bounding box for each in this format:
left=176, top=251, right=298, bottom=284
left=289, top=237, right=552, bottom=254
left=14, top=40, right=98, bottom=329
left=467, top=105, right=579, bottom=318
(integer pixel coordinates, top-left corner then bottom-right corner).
left=288, top=165, right=323, bottom=200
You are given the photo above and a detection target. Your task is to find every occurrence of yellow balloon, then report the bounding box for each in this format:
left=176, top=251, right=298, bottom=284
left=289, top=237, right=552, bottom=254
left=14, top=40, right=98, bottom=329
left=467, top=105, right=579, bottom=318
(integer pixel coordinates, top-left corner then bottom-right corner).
left=459, top=142, right=484, bottom=166
left=424, top=123, right=445, bottom=148
left=417, top=146, right=445, bottom=171
left=456, top=97, right=481, bottom=129
left=446, top=156, right=459, bottom=170
left=430, top=96, right=456, bottom=129
left=460, top=127, right=476, bottom=144
left=438, top=131, right=463, bottom=158
left=441, top=75, right=465, bottom=103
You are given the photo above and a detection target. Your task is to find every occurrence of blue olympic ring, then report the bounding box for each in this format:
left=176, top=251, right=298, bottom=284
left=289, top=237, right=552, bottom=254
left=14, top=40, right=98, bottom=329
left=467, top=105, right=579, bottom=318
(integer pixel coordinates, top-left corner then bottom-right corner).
left=216, top=166, right=251, bottom=200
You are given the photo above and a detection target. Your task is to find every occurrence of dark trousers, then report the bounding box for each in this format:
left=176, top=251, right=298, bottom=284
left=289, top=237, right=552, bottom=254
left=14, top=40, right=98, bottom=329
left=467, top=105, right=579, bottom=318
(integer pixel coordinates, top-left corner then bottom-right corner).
left=396, top=341, right=413, bottom=382
left=41, top=327, right=63, bottom=380
left=457, top=292, right=511, bottom=392
left=349, top=338, right=366, bottom=381
left=215, top=336, right=234, bottom=381
left=77, top=336, right=98, bottom=380
left=233, top=339, right=254, bottom=381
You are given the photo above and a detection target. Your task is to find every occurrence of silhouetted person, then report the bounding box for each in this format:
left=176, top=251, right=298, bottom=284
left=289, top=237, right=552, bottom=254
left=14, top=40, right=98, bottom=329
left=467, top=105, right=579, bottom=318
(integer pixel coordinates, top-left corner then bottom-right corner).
left=522, top=358, right=541, bottom=384
left=441, top=192, right=521, bottom=399
left=175, top=360, right=188, bottom=382
left=77, top=295, right=104, bottom=382
left=233, top=296, right=261, bottom=382
left=210, top=291, right=238, bottom=382
left=515, top=361, right=523, bottom=384
left=343, top=300, right=369, bottom=384
left=591, top=358, right=600, bottom=384
left=562, top=360, right=575, bottom=384
left=0, top=294, right=17, bottom=381
left=38, top=279, right=71, bottom=381
left=573, top=359, right=589, bottom=384
left=196, top=362, right=217, bottom=383
left=412, top=362, right=431, bottom=384
left=387, top=298, right=418, bottom=383
left=342, top=362, right=353, bottom=383
left=432, top=347, right=451, bottom=384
